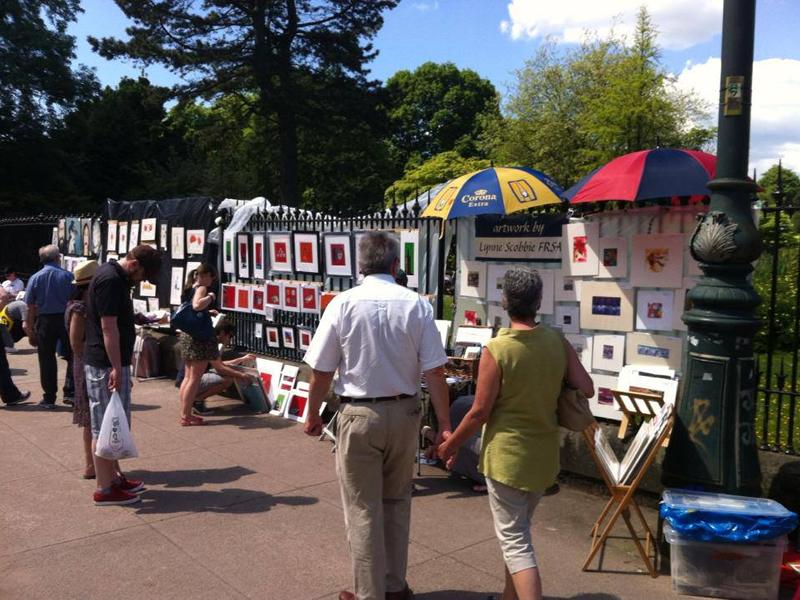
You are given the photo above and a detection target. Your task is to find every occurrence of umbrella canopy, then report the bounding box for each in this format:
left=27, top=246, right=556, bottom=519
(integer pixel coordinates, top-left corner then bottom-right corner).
left=565, top=148, right=716, bottom=204
left=422, top=166, right=565, bottom=219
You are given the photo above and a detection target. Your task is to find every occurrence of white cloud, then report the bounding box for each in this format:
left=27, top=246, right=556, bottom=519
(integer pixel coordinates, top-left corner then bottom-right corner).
left=500, top=0, right=722, bottom=50
left=412, top=1, right=439, bottom=12
left=676, top=57, right=800, bottom=174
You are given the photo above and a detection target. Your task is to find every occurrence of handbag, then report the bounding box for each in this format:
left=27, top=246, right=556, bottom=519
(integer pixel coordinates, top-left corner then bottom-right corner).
left=557, top=384, right=595, bottom=431
left=172, top=301, right=214, bottom=340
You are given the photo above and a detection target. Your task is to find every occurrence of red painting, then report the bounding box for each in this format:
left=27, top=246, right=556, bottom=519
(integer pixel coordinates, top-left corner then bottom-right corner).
left=252, top=289, right=264, bottom=311
left=254, top=242, right=263, bottom=269
left=274, top=242, right=288, bottom=263
left=284, top=286, right=298, bottom=308
left=222, top=284, right=236, bottom=310
left=573, top=236, right=588, bottom=263
left=237, top=288, right=250, bottom=310
left=331, top=243, right=346, bottom=266
left=299, top=241, right=314, bottom=264
left=288, top=394, right=308, bottom=418
left=266, top=283, right=281, bottom=306
left=302, top=287, right=318, bottom=310
left=268, top=329, right=278, bottom=343
left=259, top=372, right=272, bottom=393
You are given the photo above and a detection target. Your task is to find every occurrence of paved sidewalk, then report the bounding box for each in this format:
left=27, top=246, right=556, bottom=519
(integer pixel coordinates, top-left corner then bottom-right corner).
left=0, top=343, right=678, bottom=599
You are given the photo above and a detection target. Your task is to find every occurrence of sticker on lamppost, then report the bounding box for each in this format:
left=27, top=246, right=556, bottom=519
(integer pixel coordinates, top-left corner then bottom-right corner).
left=724, top=75, right=744, bottom=116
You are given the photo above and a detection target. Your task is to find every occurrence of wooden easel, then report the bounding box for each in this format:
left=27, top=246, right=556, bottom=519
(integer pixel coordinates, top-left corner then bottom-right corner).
left=581, top=402, right=675, bottom=578
left=613, top=389, right=665, bottom=440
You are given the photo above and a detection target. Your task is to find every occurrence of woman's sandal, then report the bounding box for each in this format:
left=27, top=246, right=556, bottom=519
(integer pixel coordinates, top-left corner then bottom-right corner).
left=180, top=415, right=205, bottom=426
left=82, top=470, right=96, bottom=480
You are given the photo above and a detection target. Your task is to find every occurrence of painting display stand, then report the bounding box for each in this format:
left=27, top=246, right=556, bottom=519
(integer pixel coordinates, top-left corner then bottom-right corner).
left=319, top=410, right=338, bottom=452
left=581, top=403, right=675, bottom=578
left=613, top=389, right=666, bottom=440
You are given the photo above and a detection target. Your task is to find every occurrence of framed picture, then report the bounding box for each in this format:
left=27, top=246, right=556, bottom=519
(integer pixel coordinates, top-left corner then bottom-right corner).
left=139, top=280, right=157, bottom=298
left=51, top=226, right=58, bottom=247
left=171, top=226, right=185, bottom=260
left=117, top=221, right=128, bottom=255
left=81, top=218, right=93, bottom=256
left=235, top=233, right=250, bottom=279
left=618, top=365, right=680, bottom=410
left=221, top=283, right=237, bottom=311
left=251, top=233, right=266, bottom=280
left=236, top=284, right=252, bottom=313
left=148, top=298, right=159, bottom=313
left=186, top=261, right=201, bottom=280
left=159, top=223, right=169, bottom=251
left=300, top=284, right=320, bottom=315
left=285, top=383, right=311, bottom=423
left=92, top=220, right=102, bottom=256
left=672, top=278, right=699, bottom=331
left=186, top=229, right=205, bottom=256
left=281, top=326, right=296, bottom=349
left=255, top=357, right=283, bottom=409
left=459, top=260, right=486, bottom=298
left=554, top=271, right=581, bottom=302
left=555, top=305, right=580, bottom=334
left=233, top=367, right=270, bottom=413
left=128, top=220, right=140, bottom=249
left=486, top=263, right=509, bottom=303
left=592, top=334, right=626, bottom=373
left=400, top=229, right=420, bottom=288
left=597, top=237, right=628, bottom=279
left=625, top=332, right=683, bottom=371
left=636, top=289, right=675, bottom=331
left=487, top=304, right=510, bottom=329
left=563, top=222, right=599, bottom=276
left=169, top=266, right=184, bottom=306
left=106, top=221, right=118, bottom=255
left=282, top=281, right=300, bottom=313
left=266, top=326, right=281, bottom=349
left=588, top=373, right=622, bottom=421
left=565, top=334, right=593, bottom=372
left=298, top=328, right=313, bottom=351
left=268, top=232, right=293, bottom=274
left=133, top=298, right=148, bottom=315
left=252, top=287, right=265, bottom=314
left=537, top=268, right=555, bottom=315
left=222, top=231, right=235, bottom=274
left=57, top=219, right=67, bottom=253
left=630, top=233, right=684, bottom=288
left=323, top=233, right=354, bottom=278
left=265, top=280, right=283, bottom=310
left=293, top=232, right=320, bottom=274
left=580, top=281, right=635, bottom=332
left=141, top=218, right=157, bottom=242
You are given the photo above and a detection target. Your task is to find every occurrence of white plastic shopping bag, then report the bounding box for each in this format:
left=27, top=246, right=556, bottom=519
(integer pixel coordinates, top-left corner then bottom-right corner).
left=95, top=390, right=139, bottom=460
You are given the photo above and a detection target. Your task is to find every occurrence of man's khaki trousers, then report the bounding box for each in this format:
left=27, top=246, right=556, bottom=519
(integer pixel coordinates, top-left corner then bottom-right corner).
left=336, top=395, right=420, bottom=600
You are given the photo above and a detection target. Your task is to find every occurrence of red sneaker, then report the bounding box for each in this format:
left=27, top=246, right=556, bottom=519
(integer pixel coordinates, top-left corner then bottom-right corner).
left=94, top=487, right=141, bottom=506
left=114, top=475, right=145, bottom=494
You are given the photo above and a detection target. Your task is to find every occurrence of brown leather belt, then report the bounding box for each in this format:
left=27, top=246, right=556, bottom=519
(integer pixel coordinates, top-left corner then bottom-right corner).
left=339, top=394, right=416, bottom=403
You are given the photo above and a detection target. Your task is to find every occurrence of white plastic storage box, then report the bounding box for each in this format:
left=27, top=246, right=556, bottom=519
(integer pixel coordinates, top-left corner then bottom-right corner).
left=664, top=523, right=785, bottom=599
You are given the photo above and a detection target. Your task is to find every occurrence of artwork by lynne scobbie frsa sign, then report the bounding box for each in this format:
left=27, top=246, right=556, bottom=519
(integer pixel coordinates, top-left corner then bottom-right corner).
left=473, top=214, right=566, bottom=261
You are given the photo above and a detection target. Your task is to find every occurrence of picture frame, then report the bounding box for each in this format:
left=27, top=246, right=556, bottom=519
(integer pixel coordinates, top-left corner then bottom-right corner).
left=236, top=284, right=252, bottom=313
left=297, top=328, right=313, bottom=351
left=555, top=305, right=580, bottom=334
left=92, top=220, right=102, bottom=256
left=300, top=284, right=321, bottom=315
left=588, top=372, right=622, bottom=421
left=281, top=281, right=300, bottom=313
left=597, top=236, right=628, bottom=279
left=292, top=231, right=320, bottom=274
left=57, top=219, right=67, bottom=253
left=223, top=231, right=236, bottom=274
left=266, top=326, right=281, bottom=349
left=565, top=334, right=593, bottom=372
left=285, top=382, right=311, bottom=423
left=592, top=334, right=626, bottom=373
left=579, top=281, right=635, bottom=332
left=128, top=220, right=140, bottom=249
left=454, top=325, right=494, bottom=346
left=251, top=233, right=266, bottom=280
left=139, top=280, right=157, bottom=298
left=459, top=260, right=486, bottom=298
left=171, top=226, right=184, bottom=260
left=148, top=298, right=160, bottom=313
left=487, top=304, right=510, bottom=330
left=252, top=287, right=266, bottom=315
left=221, top=283, right=237, bottom=311
left=186, top=229, right=205, bottom=256
left=81, top=218, right=93, bottom=256
left=169, top=266, right=184, bottom=306
left=323, top=232, right=354, bottom=278
left=635, top=289, right=675, bottom=332
left=486, top=263, right=509, bottom=303
left=281, top=326, right=296, bottom=349
left=630, top=233, right=684, bottom=288
left=672, top=278, right=699, bottom=332
left=141, top=218, right=157, bottom=242
left=554, top=271, right=581, bottom=302
left=265, top=280, right=283, bottom=310
left=563, top=221, right=599, bottom=276
left=537, top=268, right=555, bottom=315
left=400, top=229, right=420, bottom=288
left=117, top=221, right=128, bottom=255
left=233, top=366, right=270, bottom=413
left=434, top=319, right=451, bottom=349
left=617, top=365, right=679, bottom=411
left=236, top=232, right=250, bottom=279
left=255, top=358, right=283, bottom=410
left=625, top=332, right=683, bottom=371
left=268, top=232, right=293, bottom=274
left=106, top=221, right=118, bottom=255
left=159, top=223, right=169, bottom=251
left=270, top=364, right=298, bottom=415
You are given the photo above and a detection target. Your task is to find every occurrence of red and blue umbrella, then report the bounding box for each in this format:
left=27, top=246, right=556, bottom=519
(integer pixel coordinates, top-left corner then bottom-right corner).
left=565, top=148, right=716, bottom=204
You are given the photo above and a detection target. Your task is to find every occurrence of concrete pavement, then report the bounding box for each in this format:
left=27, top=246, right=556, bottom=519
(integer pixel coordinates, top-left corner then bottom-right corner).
left=0, top=342, right=679, bottom=599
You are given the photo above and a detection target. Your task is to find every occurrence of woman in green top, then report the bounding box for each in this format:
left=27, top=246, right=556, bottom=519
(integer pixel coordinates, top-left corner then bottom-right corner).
left=439, top=267, right=593, bottom=600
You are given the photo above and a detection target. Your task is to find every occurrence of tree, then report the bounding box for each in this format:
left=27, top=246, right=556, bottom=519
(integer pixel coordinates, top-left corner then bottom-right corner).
left=485, top=8, right=714, bottom=188
left=90, top=0, right=398, bottom=206
left=385, top=62, right=499, bottom=167
left=384, top=150, right=490, bottom=205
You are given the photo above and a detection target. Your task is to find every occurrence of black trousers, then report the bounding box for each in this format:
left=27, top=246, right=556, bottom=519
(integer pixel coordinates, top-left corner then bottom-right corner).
left=34, top=314, right=74, bottom=403
left=0, top=342, right=22, bottom=404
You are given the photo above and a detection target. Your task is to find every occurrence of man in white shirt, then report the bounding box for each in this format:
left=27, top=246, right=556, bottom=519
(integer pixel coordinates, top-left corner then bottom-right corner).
left=2, top=267, right=25, bottom=297
left=303, top=232, right=452, bottom=600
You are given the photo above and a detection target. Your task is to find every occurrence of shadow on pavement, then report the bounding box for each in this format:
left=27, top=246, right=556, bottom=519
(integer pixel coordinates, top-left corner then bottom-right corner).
left=128, top=466, right=257, bottom=489
left=204, top=415, right=295, bottom=431
left=411, top=476, right=485, bottom=500
left=134, top=489, right=318, bottom=515
left=130, top=403, right=160, bottom=411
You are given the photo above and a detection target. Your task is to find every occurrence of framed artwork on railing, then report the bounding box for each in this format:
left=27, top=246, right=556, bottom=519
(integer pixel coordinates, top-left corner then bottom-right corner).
left=400, top=229, right=420, bottom=288
left=293, top=231, right=320, bottom=274
left=265, top=280, right=283, bottom=310
left=323, top=232, right=353, bottom=277
left=300, top=283, right=321, bottom=315
left=251, top=232, right=267, bottom=280
left=268, top=232, right=293, bottom=274
left=222, top=231, right=235, bottom=274
left=170, top=226, right=183, bottom=260
left=236, top=232, right=250, bottom=279
left=281, top=281, right=300, bottom=313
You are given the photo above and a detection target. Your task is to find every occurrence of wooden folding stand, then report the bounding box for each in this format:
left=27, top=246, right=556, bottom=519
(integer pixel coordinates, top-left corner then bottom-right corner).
left=581, top=399, right=675, bottom=578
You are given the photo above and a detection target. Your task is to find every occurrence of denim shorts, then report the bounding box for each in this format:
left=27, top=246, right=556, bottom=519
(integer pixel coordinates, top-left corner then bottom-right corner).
left=85, top=365, right=132, bottom=439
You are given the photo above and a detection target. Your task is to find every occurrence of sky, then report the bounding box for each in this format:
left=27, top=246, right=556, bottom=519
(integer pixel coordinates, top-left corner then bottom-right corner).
left=70, top=0, right=800, bottom=175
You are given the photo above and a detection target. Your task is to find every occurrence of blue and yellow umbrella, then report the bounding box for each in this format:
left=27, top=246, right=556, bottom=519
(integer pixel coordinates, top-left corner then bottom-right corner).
left=422, top=166, right=566, bottom=219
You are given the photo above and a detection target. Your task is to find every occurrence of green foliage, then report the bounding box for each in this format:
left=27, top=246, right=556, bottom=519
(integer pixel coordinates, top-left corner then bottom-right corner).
left=385, top=62, right=499, bottom=167
left=384, top=151, right=491, bottom=205
left=485, top=8, right=714, bottom=188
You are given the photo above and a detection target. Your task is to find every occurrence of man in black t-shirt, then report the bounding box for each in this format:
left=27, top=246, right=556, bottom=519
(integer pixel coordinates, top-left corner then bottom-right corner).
left=85, top=245, right=162, bottom=506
